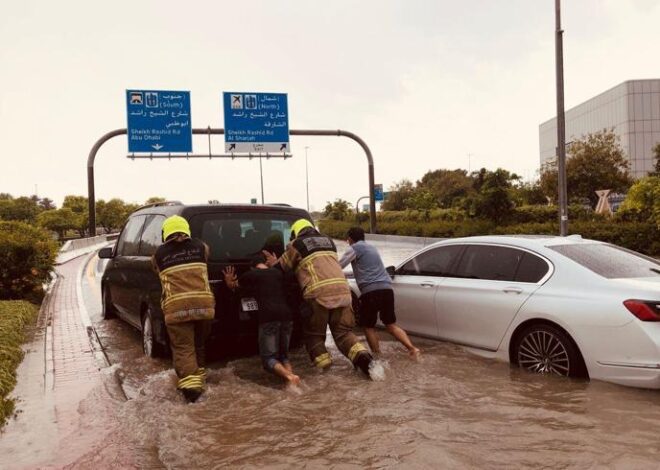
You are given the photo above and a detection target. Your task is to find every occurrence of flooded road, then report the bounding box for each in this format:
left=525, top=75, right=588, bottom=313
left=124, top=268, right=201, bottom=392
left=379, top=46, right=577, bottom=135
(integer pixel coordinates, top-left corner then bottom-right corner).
left=3, top=239, right=660, bottom=468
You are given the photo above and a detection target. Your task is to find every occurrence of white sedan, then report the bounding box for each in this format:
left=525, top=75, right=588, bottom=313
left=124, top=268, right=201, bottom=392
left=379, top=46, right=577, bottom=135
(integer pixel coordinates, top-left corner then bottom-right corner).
left=348, top=235, right=660, bottom=389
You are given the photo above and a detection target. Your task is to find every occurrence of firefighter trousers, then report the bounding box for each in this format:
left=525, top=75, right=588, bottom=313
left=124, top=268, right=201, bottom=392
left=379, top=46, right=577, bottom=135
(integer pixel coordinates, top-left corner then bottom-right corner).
left=303, top=300, right=368, bottom=369
left=166, top=320, right=212, bottom=389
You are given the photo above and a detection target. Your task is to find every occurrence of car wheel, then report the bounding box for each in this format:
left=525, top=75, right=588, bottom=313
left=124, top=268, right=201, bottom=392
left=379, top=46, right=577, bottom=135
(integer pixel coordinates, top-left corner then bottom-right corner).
left=142, top=306, right=167, bottom=358
left=514, top=323, right=587, bottom=378
left=102, top=285, right=117, bottom=320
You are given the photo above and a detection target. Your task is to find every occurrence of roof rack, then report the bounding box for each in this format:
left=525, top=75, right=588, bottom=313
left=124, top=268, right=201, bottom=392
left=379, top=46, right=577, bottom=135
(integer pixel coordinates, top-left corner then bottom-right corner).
left=136, top=200, right=183, bottom=211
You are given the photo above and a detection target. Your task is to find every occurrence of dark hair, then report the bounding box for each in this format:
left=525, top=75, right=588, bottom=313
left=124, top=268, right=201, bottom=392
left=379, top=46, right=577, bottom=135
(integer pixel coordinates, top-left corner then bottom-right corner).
left=251, top=254, right=267, bottom=268
left=346, top=226, right=365, bottom=242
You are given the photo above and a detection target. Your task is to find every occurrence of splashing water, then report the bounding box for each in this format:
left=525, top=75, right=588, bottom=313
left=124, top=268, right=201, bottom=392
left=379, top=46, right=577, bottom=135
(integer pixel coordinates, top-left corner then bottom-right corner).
left=368, top=359, right=386, bottom=381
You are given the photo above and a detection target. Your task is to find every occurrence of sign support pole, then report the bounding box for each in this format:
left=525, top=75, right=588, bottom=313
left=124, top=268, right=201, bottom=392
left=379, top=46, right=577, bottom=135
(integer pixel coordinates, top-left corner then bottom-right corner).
left=87, top=128, right=377, bottom=236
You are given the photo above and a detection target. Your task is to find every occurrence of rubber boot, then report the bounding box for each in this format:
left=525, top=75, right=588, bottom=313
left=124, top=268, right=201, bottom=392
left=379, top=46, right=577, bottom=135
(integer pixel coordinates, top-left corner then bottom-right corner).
left=354, top=351, right=374, bottom=379
left=182, top=388, right=202, bottom=403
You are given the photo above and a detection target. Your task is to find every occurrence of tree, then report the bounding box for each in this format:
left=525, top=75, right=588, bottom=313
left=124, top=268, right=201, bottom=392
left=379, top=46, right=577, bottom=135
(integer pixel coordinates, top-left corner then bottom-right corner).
left=0, top=196, right=40, bottom=223
left=323, top=199, right=352, bottom=220
left=510, top=180, right=547, bottom=206
left=37, top=208, right=78, bottom=239
left=540, top=130, right=633, bottom=208
left=145, top=196, right=167, bottom=205
left=38, top=197, right=56, bottom=211
left=618, top=176, right=660, bottom=227
left=62, top=195, right=89, bottom=237
left=381, top=180, right=416, bottom=211
left=650, top=142, right=660, bottom=177
left=96, top=198, right=139, bottom=233
left=467, top=168, right=518, bottom=220
left=416, top=169, right=474, bottom=208
left=406, top=188, right=437, bottom=211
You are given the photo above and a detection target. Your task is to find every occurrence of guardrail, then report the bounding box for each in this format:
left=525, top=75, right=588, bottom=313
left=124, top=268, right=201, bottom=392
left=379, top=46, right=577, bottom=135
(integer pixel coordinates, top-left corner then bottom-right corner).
left=59, top=234, right=118, bottom=255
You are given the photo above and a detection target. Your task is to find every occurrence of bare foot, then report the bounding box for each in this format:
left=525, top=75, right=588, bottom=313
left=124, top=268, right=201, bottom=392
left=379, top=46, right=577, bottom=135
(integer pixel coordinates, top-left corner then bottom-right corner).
left=409, top=348, right=421, bottom=361
left=286, top=374, right=301, bottom=386
left=283, top=362, right=293, bottom=373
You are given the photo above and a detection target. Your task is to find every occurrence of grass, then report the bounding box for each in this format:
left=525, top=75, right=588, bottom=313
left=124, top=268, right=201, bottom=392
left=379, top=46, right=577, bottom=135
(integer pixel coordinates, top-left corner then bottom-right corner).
left=0, top=300, right=39, bottom=427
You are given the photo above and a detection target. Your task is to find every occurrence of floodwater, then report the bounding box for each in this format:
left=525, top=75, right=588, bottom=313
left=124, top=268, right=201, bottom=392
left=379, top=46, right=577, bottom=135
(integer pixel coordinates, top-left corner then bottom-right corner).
left=5, top=240, right=660, bottom=468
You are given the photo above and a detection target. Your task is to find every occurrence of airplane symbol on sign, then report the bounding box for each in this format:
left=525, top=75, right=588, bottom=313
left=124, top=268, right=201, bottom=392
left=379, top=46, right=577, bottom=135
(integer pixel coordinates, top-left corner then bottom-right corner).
left=152, top=144, right=164, bottom=151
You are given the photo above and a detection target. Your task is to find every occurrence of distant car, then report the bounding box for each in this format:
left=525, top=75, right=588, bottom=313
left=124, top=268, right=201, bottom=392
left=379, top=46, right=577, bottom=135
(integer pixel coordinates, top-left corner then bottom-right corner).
left=348, top=235, right=660, bottom=389
left=98, top=201, right=309, bottom=358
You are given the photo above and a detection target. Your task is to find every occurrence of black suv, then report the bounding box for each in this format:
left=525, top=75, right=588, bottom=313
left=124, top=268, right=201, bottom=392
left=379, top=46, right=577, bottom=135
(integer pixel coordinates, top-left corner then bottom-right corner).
left=99, top=201, right=311, bottom=358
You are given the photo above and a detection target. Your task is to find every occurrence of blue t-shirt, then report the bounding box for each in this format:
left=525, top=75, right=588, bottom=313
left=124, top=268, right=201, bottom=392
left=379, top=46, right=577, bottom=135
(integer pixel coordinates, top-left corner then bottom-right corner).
left=339, top=241, right=392, bottom=295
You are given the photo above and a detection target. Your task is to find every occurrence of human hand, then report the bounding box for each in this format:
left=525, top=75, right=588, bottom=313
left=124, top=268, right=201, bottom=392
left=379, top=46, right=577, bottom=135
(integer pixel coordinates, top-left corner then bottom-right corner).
left=223, top=266, right=238, bottom=288
left=262, top=250, right=278, bottom=267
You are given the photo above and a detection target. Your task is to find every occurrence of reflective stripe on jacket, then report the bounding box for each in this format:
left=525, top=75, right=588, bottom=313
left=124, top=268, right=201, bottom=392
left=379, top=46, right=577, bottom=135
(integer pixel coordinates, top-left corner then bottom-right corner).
left=153, top=237, right=215, bottom=325
left=279, top=229, right=351, bottom=309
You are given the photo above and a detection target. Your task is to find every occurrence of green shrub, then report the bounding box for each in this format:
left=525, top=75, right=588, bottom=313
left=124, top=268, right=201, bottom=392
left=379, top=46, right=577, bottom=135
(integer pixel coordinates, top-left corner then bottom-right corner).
left=0, top=300, right=39, bottom=426
left=0, top=221, right=58, bottom=301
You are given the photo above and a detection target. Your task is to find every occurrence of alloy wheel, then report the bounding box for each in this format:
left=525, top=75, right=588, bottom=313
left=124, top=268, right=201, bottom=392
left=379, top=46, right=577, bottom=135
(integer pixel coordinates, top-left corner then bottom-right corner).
left=517, top=329, right=570, bottom=376
left=143, top=314, right=154, bottom=357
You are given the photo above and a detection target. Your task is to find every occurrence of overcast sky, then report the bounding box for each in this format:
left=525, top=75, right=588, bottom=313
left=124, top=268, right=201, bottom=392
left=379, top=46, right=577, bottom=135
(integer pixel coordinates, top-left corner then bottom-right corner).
left=1, top=0, right=659, bottom=211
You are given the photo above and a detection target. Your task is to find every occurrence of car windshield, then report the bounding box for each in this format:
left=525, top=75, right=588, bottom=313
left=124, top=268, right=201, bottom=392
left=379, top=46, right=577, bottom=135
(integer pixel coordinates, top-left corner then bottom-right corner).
left=190, top=212, right=300, bottom=262
left=549, top=243, right=660, bottom=279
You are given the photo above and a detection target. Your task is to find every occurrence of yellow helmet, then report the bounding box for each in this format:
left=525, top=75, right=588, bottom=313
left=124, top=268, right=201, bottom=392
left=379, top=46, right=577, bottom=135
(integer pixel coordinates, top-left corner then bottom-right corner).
left=290, top=218, right=314, bottom=240
left=162, top=215, right=191, bottom=241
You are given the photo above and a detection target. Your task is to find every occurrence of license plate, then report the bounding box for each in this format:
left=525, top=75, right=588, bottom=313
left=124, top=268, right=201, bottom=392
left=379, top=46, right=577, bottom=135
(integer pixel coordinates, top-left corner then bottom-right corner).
left=241, top=297, right=259, bottom=312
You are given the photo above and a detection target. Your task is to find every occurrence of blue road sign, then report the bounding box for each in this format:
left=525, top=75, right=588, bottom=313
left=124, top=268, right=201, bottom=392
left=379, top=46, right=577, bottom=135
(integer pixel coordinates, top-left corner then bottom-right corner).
left=374, top=184, right=384, bottom=202
left=223, top=92, right=289, bottom=153
left=126, top=90, right=192, bottom=153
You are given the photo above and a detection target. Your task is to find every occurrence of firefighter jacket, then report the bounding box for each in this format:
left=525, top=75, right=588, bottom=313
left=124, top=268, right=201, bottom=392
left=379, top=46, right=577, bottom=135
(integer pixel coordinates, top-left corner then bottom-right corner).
left=152, top=237, right=215, bottom=325
left=279, top=229, right=351, bottom=309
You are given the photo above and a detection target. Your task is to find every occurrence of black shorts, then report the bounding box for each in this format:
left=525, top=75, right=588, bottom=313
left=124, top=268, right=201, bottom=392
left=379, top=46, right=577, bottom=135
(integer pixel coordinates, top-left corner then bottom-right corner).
left=359, top=289, right=396, bottom=328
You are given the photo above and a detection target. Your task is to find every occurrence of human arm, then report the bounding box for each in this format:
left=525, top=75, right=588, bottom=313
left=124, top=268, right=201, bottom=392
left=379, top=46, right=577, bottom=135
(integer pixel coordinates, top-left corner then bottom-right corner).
left=263, top=243, right=301, bottom=272
left=338, top=246, right=356, bottom=269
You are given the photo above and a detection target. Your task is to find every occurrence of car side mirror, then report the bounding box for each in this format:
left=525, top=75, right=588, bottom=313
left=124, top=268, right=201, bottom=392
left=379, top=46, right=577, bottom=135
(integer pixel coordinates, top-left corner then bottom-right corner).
left=98, top=247, right=114, bottom=259
left=386, top=265, right=396, bottom=276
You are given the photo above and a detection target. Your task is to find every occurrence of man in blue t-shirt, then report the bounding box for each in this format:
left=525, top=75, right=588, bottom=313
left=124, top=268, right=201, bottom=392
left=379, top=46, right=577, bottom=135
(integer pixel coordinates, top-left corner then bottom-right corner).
left=339, top=227, right=420, bottom=359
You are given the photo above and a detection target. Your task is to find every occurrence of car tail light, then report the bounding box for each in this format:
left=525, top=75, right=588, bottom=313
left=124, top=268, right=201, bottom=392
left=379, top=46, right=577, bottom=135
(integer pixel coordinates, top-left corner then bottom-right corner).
left=623, top=300, right=660, bottom=322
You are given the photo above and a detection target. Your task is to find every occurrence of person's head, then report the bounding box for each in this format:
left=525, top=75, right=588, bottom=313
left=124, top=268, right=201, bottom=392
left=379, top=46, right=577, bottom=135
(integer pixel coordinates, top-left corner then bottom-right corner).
left=162, top=215, right=191, bottom=242
left=250, top=254, right=268, bottom=269
left=289, top=218, right=314, bottom=241
left=346, top=226, right=365, bottom=245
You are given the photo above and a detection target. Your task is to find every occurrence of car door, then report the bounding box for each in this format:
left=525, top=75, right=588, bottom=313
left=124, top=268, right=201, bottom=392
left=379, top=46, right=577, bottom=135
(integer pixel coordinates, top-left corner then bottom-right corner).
left=435, top=244, right=550, bottom=350
left=109, top=215, right=147, bottom=324
left=130, top=214, right=166, bottom=325
left=391, top=245, right=464, bottom=338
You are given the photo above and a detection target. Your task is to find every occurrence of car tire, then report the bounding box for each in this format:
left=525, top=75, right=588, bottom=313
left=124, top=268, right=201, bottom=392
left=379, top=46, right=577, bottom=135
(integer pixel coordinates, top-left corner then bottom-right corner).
left=142, top=306, right=168, bottom=358
left=514, top=323, right=587, bottom=378
left=102, top=285, right=117, bottom=320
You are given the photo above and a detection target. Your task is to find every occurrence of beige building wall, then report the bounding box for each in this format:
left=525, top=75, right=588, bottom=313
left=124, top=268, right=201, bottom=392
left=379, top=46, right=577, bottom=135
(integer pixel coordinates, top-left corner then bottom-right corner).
left=539, top=79, right=660, bottom=178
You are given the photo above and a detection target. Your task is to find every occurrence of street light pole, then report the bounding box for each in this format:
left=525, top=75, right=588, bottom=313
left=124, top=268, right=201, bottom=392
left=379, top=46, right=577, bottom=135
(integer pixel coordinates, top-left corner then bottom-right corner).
left=259, top=155, right=265, bottom=204
left=305, top=146, right=310, bottom=212
left=555, top=0, right=569, bottom=236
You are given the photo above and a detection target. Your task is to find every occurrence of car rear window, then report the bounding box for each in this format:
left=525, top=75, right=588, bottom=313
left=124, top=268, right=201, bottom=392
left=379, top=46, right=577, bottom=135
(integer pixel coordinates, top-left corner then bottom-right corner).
left=549, top=243, right=660, bottom=279
left=189, top=212, right=304, bottom=262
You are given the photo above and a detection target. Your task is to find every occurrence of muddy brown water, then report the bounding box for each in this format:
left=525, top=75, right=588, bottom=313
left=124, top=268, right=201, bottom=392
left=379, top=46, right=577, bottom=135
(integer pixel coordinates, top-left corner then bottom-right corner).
left=4, top=240, right=660, bottom=468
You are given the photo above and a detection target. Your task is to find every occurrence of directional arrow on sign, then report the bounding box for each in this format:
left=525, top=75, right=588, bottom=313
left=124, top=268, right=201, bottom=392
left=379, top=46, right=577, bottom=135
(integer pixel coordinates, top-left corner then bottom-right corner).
left=152, top=144, right=164, bottom=151
left=280, top=143, right=287, bottom=151
left=228, top=143, right=236, bottom=151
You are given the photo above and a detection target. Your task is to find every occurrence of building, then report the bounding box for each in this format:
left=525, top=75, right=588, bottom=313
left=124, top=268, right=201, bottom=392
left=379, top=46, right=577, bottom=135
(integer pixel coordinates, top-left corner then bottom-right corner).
left=539, top=79, right=660, bottom=178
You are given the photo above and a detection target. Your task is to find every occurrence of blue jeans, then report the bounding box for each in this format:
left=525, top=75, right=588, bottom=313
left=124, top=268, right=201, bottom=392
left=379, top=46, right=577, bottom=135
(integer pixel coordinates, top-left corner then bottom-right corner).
left=258, top=321, right=293, bottom=372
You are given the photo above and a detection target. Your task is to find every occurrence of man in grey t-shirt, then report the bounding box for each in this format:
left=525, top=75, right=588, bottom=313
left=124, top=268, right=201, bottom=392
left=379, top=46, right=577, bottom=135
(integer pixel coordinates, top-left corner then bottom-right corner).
left=339, top=227, right=420, bottom=359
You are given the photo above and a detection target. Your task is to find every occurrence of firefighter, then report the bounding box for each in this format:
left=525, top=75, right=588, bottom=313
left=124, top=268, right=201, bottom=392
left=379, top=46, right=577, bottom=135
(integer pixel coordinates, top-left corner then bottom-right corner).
left=152, top=215, right=215, bottom=402
left=263, top=219, right=376, bottom=379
